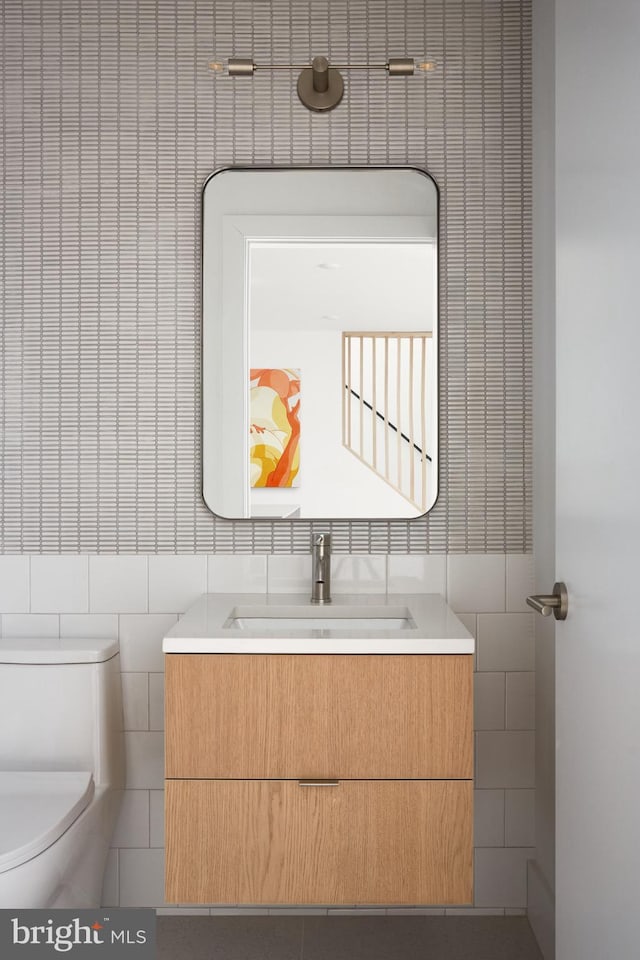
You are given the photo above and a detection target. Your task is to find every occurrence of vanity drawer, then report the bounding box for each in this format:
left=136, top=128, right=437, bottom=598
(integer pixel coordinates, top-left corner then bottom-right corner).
left=165, top=778, right=473, bottom=905
left=165, top=653, right=473, bottom=780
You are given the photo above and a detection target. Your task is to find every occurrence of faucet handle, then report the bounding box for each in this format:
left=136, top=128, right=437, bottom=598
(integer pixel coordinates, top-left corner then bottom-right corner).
left=311, top=532, right=331, bottom=550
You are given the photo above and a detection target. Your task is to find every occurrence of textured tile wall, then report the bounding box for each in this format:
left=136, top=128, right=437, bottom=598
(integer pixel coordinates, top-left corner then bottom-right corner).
left=0, top=0, right=531, bottom=554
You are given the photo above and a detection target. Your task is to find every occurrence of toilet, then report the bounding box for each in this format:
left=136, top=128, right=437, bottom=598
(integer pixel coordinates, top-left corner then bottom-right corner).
left=0, top=636, right=124, bottom=908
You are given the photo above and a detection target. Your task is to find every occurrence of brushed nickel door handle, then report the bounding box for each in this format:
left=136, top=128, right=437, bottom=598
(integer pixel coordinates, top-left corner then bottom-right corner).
left=526, top=581, right=568, bottom=620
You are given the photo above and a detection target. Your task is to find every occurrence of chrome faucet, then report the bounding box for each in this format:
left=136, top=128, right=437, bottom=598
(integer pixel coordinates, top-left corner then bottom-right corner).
left=310, top=533, right=332, bottom=604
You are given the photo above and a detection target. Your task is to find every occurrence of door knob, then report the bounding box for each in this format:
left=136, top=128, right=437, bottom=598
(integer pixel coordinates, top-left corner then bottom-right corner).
left=526, top=581, right=568, bottom=620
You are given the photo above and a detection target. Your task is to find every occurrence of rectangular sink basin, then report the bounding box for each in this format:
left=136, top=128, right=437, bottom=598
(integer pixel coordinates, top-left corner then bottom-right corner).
left=162, top=593, right=475, bottom=655
left=228, top=613, right=413, bottom=631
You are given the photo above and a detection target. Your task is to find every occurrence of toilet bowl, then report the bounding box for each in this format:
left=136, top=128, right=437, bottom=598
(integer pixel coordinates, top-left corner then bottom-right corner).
left=0, top=637, right=124, bottom=908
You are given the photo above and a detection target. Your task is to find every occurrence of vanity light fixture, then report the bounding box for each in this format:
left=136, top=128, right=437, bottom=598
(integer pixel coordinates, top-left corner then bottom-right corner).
left=208, top=56, right=437, bottom=113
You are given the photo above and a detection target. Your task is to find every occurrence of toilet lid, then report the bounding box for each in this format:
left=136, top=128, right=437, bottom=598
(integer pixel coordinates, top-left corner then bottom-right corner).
left=0, top=771, right=94, bottom=873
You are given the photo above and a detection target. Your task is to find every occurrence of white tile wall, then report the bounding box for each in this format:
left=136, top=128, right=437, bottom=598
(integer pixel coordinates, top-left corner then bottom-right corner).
left=506, top=672, right=535, bottom=730
left=1, top=613, right=59, bottom=637
left=387, top=555, right=447, bottom=594
left=447, top=555, right=506, bottom=613
left=474, top=789, right=505, bottom=847
left=476, top=732, right=535, bottom=790
left=0, top=556, right=30, bottom=612
left=122, top=674, right=150, bottom=731
left=331, top=556, right=386, bottom=593
left=60, top=613, right=119, bottom=639
left=208, top=555, right=267, bottom=593
left=31, top=556, right=89, bottom=613
left=476, top=613, right=535, bottom=672
left=474, top=673, right=506, bottom=731
left=474, top=848, right=534, bottom=908
left=119, top=614, right=177, bottom=672
left=149, top=673, right=164, bottom=731
left=112, top=791, right=151, bottom=848
left=266, top=554, right=312, bottom=593
left=119, top=849, right=166, bottom=908
left=505, top=789, right=536, bottom=847
left=385, top=908, right=446, bottom=916
left=148, top=556, right=207, bottom=614
left=445, top=907, right=506, bottom=917
left=149, top=790, right=164, bottom=848
left=101, top=849, right=119, bottom=908
left=506, top=555, right=536, bottom=613
left=326, top=908, right=387, bottom=916
left=455, top=613, right=476, bottom=637
left=150, top=902, right=516, bottom=917
left=0, top=553, right=534, bottom=912
left=124, top=732, right=164, bottom=790
left=90, top=557, right=148, bottom=613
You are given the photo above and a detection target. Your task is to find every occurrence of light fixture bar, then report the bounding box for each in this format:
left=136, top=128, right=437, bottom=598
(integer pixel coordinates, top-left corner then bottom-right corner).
left=209, top=57, right=436, bottom=76
left=208, top=55, right=437, bottom=113
left=257, top=63, right=389, bottom=71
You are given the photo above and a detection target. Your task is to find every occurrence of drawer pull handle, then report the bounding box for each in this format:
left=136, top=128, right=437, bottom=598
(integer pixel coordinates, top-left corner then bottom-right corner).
left=298, top=779, right=339, bottom=787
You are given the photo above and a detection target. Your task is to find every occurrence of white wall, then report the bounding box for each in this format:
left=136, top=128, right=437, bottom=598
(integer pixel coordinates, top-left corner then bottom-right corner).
left=533, top=3, right=640, bottom=957
left=554, top=1, right=640, bottom=957
left=530, top=0, right=557, bottom=955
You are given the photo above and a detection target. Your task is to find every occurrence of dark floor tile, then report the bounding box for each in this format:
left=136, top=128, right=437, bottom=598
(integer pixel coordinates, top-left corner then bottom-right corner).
left=301, top=916, right=544, bottom=960
left=156, top=916, right=304, bottom=960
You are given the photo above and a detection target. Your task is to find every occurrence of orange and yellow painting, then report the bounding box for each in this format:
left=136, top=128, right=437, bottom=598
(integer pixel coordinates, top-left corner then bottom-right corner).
left=249, top=368, right=301, bottom=487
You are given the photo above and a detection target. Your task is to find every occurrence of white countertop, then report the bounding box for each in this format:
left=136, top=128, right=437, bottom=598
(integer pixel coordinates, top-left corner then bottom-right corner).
left=162, top=593, right=474, bottom=655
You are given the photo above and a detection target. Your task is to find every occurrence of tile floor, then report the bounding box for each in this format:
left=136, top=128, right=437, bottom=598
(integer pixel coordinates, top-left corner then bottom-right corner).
left=157, top=916, right=543, bottom=960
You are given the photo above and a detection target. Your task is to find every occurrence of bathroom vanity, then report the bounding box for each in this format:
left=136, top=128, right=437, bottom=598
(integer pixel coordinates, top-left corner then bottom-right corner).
left=163, top=593, right=474, bottom=905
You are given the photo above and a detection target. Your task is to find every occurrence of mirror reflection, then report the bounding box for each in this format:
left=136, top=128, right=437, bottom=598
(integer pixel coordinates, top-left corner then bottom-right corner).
left=202, top=168, right=438, bottom=520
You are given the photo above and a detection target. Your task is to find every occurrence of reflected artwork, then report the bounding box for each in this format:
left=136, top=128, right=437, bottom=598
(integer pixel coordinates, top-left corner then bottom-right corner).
left=249, top=368, right=301, bottom=488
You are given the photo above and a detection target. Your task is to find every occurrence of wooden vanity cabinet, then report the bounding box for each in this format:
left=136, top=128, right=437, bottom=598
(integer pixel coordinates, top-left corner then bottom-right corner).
left=165, top=653, right=473, bottom=905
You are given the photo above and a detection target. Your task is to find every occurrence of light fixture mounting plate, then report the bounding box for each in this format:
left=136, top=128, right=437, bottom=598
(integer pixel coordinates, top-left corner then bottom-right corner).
left=297, top=61, right=344, bottom=113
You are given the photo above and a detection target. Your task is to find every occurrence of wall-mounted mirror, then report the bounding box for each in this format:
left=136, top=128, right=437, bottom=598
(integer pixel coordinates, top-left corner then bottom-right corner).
left=202, top=168, right=438, bottom=520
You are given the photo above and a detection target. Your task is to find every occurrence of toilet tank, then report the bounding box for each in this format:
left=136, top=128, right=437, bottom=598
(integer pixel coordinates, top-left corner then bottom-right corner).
left=0, top=638, right=124, bottom=789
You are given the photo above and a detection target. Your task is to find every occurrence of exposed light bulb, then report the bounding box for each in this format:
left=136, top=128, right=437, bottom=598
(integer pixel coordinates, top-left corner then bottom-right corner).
left=416, top=59, right=437, bottom=72
left=208, top=60, right=225, bottom=73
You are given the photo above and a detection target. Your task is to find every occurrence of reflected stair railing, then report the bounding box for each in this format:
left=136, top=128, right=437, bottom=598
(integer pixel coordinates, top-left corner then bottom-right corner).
left=342, top=331, right=433, bottom=512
